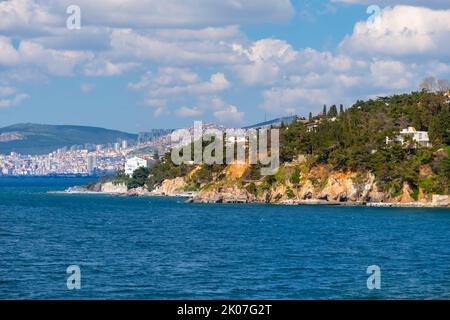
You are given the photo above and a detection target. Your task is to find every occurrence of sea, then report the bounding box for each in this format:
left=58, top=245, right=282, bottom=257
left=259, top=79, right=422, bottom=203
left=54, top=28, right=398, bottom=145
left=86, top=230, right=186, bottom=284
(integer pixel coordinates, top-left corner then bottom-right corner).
left=0, top=176, right=449, bottom=299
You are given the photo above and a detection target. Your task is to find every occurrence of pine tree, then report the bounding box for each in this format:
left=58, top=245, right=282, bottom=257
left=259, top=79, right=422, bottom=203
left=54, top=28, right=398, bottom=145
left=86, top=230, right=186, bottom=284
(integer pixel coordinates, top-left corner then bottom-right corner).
left=328, top=105, right=338, bottom=118
left=323, top=105, right=327, bottom=116
left=340, top=104, right=344, bottom=114
left=308, top=112, right=312, bottom=122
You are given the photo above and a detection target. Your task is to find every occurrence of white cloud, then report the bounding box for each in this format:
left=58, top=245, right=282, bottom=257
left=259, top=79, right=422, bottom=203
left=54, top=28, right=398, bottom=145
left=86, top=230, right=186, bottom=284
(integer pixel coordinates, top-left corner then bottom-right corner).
left=149, top=73, right=231, bottom=97
left=254, top=44, right=450, bottom=115
left=230, top=13, right=450, bottom=117
left=130, top=70, right=232, bottom=118
left=0, top=0, right=62, bottom=36
left=233, top=39, right=297, bottom=63
left=109, top=28, right=243, bottom=66
left=332, top=0, right=450, bottom=9
left=175, top=106, right=203, bottom=117
left=260, top=87, right=335, bottom=115
left=83, top=60, right=139, bottom=77
left=129, top=68, right=200, bottom=90
left=174, top=96, right=232, bottom=118
left=45, top=0, right=294, bottom=28
left=0, top=86, right=29, bottom=109
left=141, top=98, right=169, bottom=117
left=214, top=105, right=244, bottom=123
left=0, top=36, right=21, bottom=65
left=232, top=39, right=297, bottom=86
left=0, top=86, right=18, bottom=97
left=155, top=67, right=200, bottom=86
left=339, top=6, right=450, bottom=59
left=0, top=36, right=93, bottom=76
left=1, top=0, right=450, bottom=123
left=369, top=60, right=414, bottom=89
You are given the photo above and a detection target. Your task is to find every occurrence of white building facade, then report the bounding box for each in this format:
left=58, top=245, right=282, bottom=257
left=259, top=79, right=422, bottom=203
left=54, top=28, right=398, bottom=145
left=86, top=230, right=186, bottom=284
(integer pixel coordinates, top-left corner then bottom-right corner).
left=386, top=127, right=432, bottom=148
left=125, top=156, right=154, bottom=176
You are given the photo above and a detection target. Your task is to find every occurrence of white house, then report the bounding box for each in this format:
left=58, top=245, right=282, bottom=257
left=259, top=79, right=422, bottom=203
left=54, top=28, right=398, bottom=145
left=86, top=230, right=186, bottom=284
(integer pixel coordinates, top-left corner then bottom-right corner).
left=125, top=156, right=154, bottom=176
left=386, top=127, right=432, bottom=148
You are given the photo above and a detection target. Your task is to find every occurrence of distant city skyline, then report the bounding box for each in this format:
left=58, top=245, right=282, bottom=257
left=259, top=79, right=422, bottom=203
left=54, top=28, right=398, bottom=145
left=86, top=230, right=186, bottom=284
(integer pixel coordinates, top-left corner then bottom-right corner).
left=1, top=1, right=450, bottom=132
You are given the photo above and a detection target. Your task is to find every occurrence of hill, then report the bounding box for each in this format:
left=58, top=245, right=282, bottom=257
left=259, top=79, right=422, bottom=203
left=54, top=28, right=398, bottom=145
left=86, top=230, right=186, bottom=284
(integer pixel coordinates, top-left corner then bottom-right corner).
left=105, top=91, right=449, bottom=206
left=243, top=115, right=298, bottom=129
left=0, top=123, right=137, bottom=155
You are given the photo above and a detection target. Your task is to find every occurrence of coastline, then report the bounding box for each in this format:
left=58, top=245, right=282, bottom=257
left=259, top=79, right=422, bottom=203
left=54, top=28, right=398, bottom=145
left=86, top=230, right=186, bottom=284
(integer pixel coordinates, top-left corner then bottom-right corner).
left=48, top=189, right=196, bottom=198
left=49, top=188, right=450, bottom=208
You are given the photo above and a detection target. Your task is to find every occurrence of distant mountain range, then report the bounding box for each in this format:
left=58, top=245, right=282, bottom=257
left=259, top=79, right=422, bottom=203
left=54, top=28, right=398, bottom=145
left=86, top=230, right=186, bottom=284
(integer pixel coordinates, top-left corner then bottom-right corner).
left=243, top=115, right=298, bottom=129
left=0, top=117, right=300, bottom=155
left=0, top=123, right=137, bottom=155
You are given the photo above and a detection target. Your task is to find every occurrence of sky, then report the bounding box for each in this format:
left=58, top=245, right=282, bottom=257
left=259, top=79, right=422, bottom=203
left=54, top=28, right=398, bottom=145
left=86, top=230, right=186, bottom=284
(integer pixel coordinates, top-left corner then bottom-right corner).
left=0, top=0, right=449, bottom=133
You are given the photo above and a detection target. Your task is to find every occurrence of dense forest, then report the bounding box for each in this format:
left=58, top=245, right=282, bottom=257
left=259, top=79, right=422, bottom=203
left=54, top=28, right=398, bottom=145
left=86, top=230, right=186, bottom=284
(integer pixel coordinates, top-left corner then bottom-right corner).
left=119, top=91, right=450, bottom=197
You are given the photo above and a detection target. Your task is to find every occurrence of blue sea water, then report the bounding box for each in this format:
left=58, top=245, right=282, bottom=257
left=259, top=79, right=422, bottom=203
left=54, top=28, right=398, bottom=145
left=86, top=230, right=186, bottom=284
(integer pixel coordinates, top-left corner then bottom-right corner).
left=0, top=177, right=449, bottom=300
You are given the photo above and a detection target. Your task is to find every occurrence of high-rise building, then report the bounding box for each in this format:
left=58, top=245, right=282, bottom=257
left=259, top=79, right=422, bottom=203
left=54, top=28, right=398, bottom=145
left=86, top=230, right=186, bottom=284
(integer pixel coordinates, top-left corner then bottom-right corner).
left=121, top=140, right=128, bottom=149
left=87, top=155, right=97, bottom=174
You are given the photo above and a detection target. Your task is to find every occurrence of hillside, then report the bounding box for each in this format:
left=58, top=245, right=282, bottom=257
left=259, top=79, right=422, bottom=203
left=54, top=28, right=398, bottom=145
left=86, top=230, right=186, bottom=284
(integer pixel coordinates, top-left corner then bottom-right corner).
left=95, top=91, right=450, bottom=206
left=0, top=123, right=137, bottom=155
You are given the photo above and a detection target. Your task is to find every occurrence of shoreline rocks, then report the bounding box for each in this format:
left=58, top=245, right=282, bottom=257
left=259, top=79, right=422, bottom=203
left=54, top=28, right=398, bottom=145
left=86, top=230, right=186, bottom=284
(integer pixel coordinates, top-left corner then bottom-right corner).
left=53, top=168, right=450, bottom=208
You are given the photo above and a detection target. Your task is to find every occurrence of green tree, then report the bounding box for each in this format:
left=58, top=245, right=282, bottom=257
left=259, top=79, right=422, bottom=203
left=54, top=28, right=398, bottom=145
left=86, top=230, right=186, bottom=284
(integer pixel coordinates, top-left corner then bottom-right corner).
left=127, top=166, right=152, bottom=189
left=429, top=107, right=450, bottom=145
left=291, top=167, right=301, bottom=186
left=328, top=105, right=338, bottom=118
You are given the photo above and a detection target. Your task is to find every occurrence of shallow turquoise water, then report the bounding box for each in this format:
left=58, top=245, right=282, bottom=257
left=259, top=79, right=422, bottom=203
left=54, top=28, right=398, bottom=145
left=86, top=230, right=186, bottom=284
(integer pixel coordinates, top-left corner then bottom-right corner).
left=0, top=177, right=449, bottom=299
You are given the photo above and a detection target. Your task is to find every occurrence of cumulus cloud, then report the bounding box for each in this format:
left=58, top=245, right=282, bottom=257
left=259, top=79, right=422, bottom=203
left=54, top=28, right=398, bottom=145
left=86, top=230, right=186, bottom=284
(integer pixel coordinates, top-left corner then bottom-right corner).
left=44, top=0, right=294, bottom=28
left=339, top=5, right=450, bottom=59
left=0, top=0, right=62, bottom=37
left=332, top=0, right=450, bottom=10
left=254, top=42, right=449, bottom=116
left=109, top=28, right=244, bottom=66
left=83, top=60, right=139, bottom=77
left=0, top=36, right=21, bottom=65
left=2, top=0, right=450, bottom=124
left=129, top=68, right=200, bottom=90
left=174, top=96, right=235, bottom=118
left=131, top=70, right=231, bottom=97
left=227, top=4, right=450, bottom=118
left=232, top=39, right=297, bottom=86
left=130, top=69, right=232, bottom=117
left=0, top=36, right=93, bottom=76
left=260, top=87, right=335, bottom=115
left=369, top=60, right=414, bottom=90
left=214, top=105, right=244, bottom=123
left=175, top=106, right=203, bottom=117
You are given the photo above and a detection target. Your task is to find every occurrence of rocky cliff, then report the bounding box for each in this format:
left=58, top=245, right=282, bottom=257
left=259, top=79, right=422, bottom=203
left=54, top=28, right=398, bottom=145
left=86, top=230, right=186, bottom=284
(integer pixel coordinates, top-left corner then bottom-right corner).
left=81, top=159, right=449, bottom=207
left=151, top=177, right=187, bottom=196
left=186, top=164, right=450, bottom=207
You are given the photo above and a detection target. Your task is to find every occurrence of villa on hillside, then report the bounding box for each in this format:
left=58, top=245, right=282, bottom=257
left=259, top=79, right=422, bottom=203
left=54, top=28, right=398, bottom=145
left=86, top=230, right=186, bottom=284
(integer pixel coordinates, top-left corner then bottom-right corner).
left=125, top=156, right=156, bottom=176
left=305, top=118, right=324, bottom=132
left=386, top=127, right=432, bottom=148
